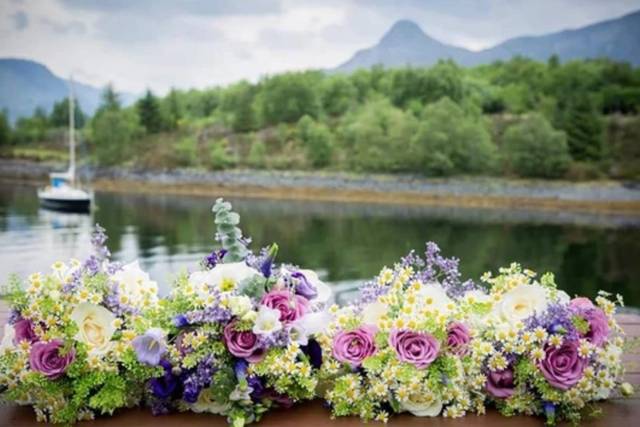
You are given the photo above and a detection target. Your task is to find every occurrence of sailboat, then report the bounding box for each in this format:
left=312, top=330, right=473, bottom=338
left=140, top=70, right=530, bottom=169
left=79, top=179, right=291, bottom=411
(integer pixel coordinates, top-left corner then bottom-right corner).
left=37, top=78, right=93, bottom=212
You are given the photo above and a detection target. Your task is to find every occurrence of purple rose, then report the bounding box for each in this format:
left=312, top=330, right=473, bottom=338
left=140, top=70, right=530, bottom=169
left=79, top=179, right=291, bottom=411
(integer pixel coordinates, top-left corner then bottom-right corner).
left=291, top=271, right=317, bottom=299
left=332, top=325, right=377, bottom=367
left=261, top=290, right=309, bottom=323
left=570, top=298, right=609, bottom=347
left=389, top=329, right=440, bottom=369
left=486, top=368, right=516, bottom=398
left=13, top=318, right=38, bottom=344
left=29, top=340, right=75, bottom=379
left=447, top=322, right=471, bottom=356
left=223, top=320, right=265, bottom=362
left=539, top=341, right=587, bottom=390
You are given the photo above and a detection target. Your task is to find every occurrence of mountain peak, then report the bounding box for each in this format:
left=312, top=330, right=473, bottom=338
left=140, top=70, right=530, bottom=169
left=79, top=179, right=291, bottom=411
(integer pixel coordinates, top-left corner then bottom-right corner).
left=380, top=19, right=431, bottom=46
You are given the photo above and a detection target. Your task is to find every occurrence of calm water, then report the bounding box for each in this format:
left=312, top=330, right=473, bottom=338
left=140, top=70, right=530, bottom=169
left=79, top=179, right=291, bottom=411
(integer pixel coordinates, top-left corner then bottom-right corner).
left=1, top=182, right=639, bottom=308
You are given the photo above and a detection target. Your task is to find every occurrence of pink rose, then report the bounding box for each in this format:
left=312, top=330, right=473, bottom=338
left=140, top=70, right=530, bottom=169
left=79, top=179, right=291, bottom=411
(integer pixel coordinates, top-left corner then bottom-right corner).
left=570, top=298, right=609, bottom=347
left=539, top=340, right=587, bottom=390
left=13, top=318, right=38, bottom=344
left=29, top=340, right=75, bottom=379
left=261, top=290, right=309, bottom=323
left=223, top=321, right=265, bottom=362
left=389, top=329, right=439, bottom=369
left=446, top=322, right=471, bottom=356
left=486, top=368, right=516, bottom=398
left=332, top=325, right=377, bottom=367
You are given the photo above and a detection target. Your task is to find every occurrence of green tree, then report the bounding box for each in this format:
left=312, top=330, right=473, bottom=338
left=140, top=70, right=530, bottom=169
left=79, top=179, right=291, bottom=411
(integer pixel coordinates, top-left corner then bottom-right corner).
left=221, top=81, right=257, bottom=132
left=136, top=89, right=165, bottom=134
left=49, top=97, right=86, bottom=128
left=503, top=113, right=571, bottom=178
left=258, top=71, right=321, bottom=125
left=321, top=75, right=357, bottom=116
left=339, top=98, right=418, bottom=172
left=0, top=110, right=10, bottom=145
left=98, top=84, right=121, bottom=113
left=390, top=61, right=464, bottom=108
left=296, top=115, right=333, bottom=168
left=563, top=95, right=604, bottom=161
left=162, top=88, right=183, bottom=129
left=248, top=138, right=267, bottom=168
left=411, top=97, right=497, bottom=176
left=90, top=109, right=142, bottom=165
left=209, top=138, right=235, bottom=169
left=12, top=107, right=49, bottom=143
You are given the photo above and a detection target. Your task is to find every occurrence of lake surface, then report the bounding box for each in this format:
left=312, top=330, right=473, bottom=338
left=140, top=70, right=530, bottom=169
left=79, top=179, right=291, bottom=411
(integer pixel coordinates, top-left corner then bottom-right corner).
left=1, top=182, right=639, bottom=308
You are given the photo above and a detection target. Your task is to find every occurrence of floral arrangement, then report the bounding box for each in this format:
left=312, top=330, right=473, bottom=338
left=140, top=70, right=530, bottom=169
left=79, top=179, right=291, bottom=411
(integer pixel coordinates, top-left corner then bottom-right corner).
left=0, top=225, right=162, bottom=424
left=317, top=243, right=485, bottom=422
left=467, top=263, right=633, bottom=425
left=143, top=199, right=333, bottom=427
left=0, top=202, right=634, bottom=427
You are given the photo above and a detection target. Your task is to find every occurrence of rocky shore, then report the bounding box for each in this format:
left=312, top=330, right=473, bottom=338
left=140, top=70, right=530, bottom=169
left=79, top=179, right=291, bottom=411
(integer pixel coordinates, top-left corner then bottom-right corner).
left=1, top=159, right=639, bottom=213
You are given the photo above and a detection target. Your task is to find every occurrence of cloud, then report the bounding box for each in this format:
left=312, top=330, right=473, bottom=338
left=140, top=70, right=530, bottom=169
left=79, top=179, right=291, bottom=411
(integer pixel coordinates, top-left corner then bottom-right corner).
left=41, top=17, right=85, bottom=35
left=10, top=10, right=28, bottom=30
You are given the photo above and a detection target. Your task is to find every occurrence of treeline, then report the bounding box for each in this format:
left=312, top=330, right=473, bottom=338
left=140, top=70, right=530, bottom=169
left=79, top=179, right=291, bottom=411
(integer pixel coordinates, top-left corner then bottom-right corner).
left=2, top=56, right=640, bottom=179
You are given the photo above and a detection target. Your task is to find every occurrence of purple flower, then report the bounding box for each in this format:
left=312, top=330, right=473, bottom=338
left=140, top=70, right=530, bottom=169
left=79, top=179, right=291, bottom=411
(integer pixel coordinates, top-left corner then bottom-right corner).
left=204, top=249, right=227, bottom=269
left=570, top=298, right=610, bottom=347
left=389, top=329, right=440, bottom=369
left=173, top=314, right=189, bottom=328
left=261, top=290, right=309, bottom=323
left=248, top=375, right=264, bottom=401
left=446, top=322, right=471, bottom=356
left=132, top=328, right=167, bottom=366
left=260, top=244, right=278, bottom=278
left=223, top=320, right=265, bottom=362
left=486, top=368, right=516, bottom=398
left=260, top=389, right=294, bottom=408
left=150, top=360, right=179, bottom=400
left=539, top=340, right=587, bottom=390
left=234, top=359, right=249, bottom=378
left=301, top=339, right=323, bottom=369
left=13, top=318, right=38, bottom=344
left=292, top=271, right=318, bottom=300
left=29, top=340, right=75, bottom=379
left=332, top=325, right=377, bottom=367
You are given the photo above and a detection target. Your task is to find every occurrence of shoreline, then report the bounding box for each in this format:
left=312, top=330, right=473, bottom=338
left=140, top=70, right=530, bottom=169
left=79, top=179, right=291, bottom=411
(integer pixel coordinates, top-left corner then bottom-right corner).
left=2, top=159, right=640, bottom=215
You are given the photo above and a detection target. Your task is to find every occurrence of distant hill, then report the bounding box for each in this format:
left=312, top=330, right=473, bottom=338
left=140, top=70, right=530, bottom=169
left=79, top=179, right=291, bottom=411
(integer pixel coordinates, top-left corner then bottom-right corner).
left=0, top=58, right=135, bottom=122
left=335, top=10, right=640, bottom=72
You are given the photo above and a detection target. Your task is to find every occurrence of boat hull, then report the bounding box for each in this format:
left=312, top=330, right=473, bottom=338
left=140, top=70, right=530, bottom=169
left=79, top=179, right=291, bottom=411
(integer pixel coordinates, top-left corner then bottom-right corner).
left=38, top=197, right=91, bottom=213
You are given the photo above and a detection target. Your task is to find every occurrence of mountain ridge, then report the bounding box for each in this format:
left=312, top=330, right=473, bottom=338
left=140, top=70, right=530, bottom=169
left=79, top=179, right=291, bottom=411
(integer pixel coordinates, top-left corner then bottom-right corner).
left=335, top=9, right=640, bottom=72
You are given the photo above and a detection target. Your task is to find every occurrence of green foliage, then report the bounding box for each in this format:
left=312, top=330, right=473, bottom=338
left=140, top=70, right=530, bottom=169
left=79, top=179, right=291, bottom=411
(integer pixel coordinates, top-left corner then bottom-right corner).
left=212, top=198, right=248, bottom=262
left=222, top=81, right=257, bottom=132
left=90, top=108, right=142, bottom=165
left=0, top=110, right=9, bottom=145
left=561, top=95, right=604, bottom=161
left=49, top=97, right=86, bottom=129
left=390, top=61, right=464, bottom=108
left=12, top=107, right=49, bottom=144
left=258, top=71, right=321, bottom=125
left=175, top=136, right=198, bottom=166
left=339, top=98, right=418, bottom=172
left=296, top=115, right=333, bottom=168
left=503, top=113, right=571, bottom=178
left=248, top=137, right=267, bottom=168
left=412, top=97, right=497, bottom=176
left=136, top=89, right=165, bottom=134
left=209, top=138, right=235, bottom=169
left=321, top=75, right=357, bottom=116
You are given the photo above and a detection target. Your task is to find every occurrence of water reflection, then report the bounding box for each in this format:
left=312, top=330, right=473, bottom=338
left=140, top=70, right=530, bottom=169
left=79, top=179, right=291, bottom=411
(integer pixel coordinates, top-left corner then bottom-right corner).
left=1, top=182, right=639, bottom=308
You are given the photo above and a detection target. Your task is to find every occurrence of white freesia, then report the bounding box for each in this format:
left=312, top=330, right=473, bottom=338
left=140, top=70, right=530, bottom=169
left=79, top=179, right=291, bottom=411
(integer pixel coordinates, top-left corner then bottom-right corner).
left=417, top=282, right=452, bottom=314
left=252, top=306, right=282, bottom=335
left=556, top=290, right=571, bottom=305
left=361, top=301, right=387, bottom=326
left=70, top=303, right=116, bottom=355
left=298, top=269, right=333, bottom=304
left=0, top=324, right=15, bottom=353
left=401, top=395, right=443, bottom=417
left=290, top=310, right=333, bottom=345
left=492, top=283, right=549, bottom=323
left=110, top=261, right=159, bottom=309
left=191, top=388, right=231, bottom=414
left=189, top=262, right=259, bottom=298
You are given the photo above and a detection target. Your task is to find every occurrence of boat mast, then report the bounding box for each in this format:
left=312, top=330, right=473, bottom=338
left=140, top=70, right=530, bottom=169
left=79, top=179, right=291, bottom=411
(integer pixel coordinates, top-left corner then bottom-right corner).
left=68, top=77, right=76, bottom=184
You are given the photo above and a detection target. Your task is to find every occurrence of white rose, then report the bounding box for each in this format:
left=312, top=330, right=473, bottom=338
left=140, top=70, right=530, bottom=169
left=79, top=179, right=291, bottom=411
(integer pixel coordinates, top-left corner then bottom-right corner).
left=70, top=303, right=116, bottom=355
left=299, top=269, right=333, bottom=304
left=401, top=395, right=443, bottom=417
left=111, top=261, right=159, bottom=308
left=361, top=301, right=387, bottom=325
left=189, top=263, right=259, bottom=297
left=417, top=283, right=452, bottom=314
left=0, top=324, right=16, bottom=353
left=493, top=284, right=549, bottom=323
left=253, top=306, right=282, bottom=335
left=191, top=388, right=230, bottom=414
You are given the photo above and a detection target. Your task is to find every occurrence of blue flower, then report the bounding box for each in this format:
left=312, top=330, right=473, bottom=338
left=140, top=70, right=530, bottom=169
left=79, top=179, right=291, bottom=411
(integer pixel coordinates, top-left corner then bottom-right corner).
left=260, top=244, right=279, bottom=278
left=132, top=328, right=167, bottom=366
left=173, top=314, right=189, bottom=328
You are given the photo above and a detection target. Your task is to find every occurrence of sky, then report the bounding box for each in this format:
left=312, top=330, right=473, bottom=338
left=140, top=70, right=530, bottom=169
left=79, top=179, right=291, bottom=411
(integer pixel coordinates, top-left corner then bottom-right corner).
left=1, top=0, right=639, bottom=94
